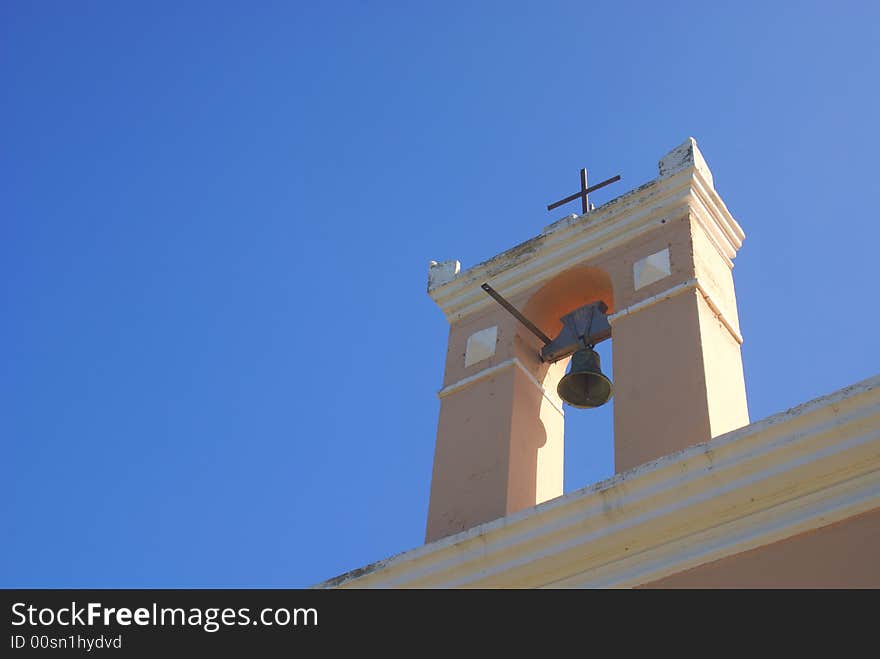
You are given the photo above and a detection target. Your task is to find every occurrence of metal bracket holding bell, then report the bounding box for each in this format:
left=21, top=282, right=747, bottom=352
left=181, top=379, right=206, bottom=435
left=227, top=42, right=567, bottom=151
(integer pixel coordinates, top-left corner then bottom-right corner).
left=540, top=301, right=611, bottom=364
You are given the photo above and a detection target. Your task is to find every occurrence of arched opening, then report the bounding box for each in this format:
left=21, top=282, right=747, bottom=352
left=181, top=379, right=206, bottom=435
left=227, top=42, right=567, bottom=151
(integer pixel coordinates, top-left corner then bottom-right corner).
left=521, top=265, right=617, bottom=492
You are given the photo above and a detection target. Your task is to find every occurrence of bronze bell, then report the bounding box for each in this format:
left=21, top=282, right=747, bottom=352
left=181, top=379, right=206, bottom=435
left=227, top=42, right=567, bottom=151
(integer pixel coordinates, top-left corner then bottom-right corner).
left=557, top=347, right=613, bottom=408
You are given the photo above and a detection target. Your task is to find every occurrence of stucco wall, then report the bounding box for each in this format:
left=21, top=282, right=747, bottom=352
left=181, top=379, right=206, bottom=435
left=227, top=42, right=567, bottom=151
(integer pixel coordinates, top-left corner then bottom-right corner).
left=640, top=507, right=880, bottom=588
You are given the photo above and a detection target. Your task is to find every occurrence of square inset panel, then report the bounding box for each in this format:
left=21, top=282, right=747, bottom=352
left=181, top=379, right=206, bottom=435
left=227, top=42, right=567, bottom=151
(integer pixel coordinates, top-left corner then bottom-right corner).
left=465, top=326, right=498, bottom=367
left=634, top=248, right=671, bottom=290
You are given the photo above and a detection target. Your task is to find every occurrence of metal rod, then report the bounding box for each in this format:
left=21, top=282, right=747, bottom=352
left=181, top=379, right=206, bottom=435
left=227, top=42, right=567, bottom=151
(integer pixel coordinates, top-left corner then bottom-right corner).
left=547, top=174, right=621, bottom=211
left=580, top=168, right=589, bottom=215
left=481, top=283, right=552, bottom=345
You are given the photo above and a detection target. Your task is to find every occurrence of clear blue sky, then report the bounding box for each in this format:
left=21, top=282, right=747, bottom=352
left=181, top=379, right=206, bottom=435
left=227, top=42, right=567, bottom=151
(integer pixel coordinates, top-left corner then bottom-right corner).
left=3, top=1, right=878, bottom=588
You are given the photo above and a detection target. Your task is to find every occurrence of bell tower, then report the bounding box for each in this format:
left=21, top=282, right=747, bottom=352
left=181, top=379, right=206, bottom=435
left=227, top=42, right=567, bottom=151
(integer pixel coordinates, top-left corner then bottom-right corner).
left=424, top=138, right=749, bottom=543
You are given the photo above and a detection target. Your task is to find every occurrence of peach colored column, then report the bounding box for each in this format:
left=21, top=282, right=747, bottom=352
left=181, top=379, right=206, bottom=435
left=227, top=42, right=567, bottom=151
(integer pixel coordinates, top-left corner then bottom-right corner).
left=424, top=300, right=567, bottom=543
left=610, top=213, right=749, bottom=472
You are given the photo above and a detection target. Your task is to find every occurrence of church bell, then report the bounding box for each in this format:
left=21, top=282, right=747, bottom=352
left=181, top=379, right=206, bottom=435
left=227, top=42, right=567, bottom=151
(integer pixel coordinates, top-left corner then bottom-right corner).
left=557, top=347, right=613, bottom=408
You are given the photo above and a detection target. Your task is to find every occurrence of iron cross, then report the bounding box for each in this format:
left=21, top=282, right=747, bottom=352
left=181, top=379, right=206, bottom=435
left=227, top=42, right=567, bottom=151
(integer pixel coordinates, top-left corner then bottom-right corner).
left=547, top=169, right=621, bottom=214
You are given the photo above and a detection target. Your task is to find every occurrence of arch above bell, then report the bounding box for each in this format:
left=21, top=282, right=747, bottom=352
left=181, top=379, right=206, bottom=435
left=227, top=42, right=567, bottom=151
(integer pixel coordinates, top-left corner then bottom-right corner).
left=521, top=265, right=615, bottom=344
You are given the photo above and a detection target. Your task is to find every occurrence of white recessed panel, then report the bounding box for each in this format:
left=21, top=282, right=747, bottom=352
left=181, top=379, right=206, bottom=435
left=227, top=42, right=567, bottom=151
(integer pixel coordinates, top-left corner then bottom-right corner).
left=465, top=326, right=497, bottom=367
left=633, top=248, right=671, bottom=290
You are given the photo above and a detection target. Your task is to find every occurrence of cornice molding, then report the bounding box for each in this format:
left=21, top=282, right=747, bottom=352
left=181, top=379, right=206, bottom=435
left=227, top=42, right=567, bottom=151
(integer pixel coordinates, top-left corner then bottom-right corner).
left=688, top=168, right=745, bottom=269
left=318, top=375, right=880, bottom=589
left=427, top=147, right=744, bottom=323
